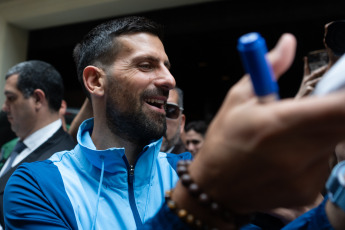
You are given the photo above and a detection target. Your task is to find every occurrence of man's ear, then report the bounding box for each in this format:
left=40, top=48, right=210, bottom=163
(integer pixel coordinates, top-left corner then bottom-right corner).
left=32, top=89, right=46, bottom=109
left=83, top=66, right=105, bottom=97
left=180, top=114, right=186, bottom=134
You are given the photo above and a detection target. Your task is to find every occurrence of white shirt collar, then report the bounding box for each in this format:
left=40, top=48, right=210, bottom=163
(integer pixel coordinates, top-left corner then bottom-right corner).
left=0, top=119, right=62, bottom=177
left=23, top=119, right=62, bottom=151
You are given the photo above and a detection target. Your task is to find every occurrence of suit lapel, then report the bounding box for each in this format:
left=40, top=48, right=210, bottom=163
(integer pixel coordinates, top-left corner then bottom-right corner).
left=0, top=127, right=68, bottom=194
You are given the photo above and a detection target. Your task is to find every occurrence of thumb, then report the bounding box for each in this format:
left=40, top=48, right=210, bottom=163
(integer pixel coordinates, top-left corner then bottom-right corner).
left=267, top=33, right=297, bottom=80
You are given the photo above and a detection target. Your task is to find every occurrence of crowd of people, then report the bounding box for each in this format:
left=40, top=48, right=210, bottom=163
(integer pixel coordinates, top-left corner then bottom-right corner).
left=1, top=16, right=345, bottom=230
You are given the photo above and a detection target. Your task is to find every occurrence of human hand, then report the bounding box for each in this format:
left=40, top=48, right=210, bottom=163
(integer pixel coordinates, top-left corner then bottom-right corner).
left=326, top=199, right=345, bottom=230
left=184, top=33, right=345, bottom=215
left=295, top=56, right=327, bottom=99
left=267, top=193, right=323, bottom=224
left=170, top=33, right=298, bottom=229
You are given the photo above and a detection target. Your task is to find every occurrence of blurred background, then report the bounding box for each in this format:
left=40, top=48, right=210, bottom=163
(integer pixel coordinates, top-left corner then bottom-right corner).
left=1, top=0, right=345, bottom=123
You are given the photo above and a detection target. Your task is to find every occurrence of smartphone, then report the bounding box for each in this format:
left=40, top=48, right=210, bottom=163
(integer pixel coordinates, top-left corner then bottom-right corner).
left=313, top=53, right=345, bottom=96
left=307, top=49, right=329, bottom=72
left=237, top=32, right=279, bottom=102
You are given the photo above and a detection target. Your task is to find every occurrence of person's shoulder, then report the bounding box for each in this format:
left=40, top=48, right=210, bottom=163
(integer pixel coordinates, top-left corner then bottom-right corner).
left=12, top=160, right=57, bottom=178
left=158, top=151, right=193, bottom=159
left=4, top=158, right=78, bottom=229
left=164, top=151, right=193, bottom=160
left=54, top=127, right=76, bottom=147
left=36, top=128, right=76, bottom=158
left=6, top=159, right=64, bottom=195
left=158, top=151, right=193, bottom=172
left=48, top=148, right=76, bottom=165
left=4, top=160, right=59, bottom=199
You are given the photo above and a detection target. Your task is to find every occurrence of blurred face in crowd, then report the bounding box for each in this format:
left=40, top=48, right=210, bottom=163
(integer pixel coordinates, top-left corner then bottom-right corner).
left=2, top=74, right=37, bottom=139
left=185, top=129, right=205, bottom=156
left=161, top=89, right=185, bottom=151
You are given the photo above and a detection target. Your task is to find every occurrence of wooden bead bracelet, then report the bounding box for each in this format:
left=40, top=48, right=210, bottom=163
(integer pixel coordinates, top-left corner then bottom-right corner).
left=169, top=160, right=251, bottom=229
left=177, top=160, right=232, bottom=220
left=165, top=189, right=219, bottom=230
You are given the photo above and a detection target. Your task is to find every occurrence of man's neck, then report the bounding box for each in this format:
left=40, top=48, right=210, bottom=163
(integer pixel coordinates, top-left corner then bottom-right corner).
left=19, top=113, right=60, bottom=140
left=91, top=120, right=144, bottom=165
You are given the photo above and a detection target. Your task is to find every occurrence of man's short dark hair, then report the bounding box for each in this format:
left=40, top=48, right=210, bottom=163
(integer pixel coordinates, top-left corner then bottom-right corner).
left=73, top=16, right=164, bottom=98
left=5, top=60, right=64, bottom=112
left=185, top=120, right=208, bottom=136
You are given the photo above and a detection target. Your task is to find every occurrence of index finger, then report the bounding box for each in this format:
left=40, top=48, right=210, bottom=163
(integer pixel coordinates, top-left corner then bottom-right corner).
left=304, top=56, right=311, bottom=76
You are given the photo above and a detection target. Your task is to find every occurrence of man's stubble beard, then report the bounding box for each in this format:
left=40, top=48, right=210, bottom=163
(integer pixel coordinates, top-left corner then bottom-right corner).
left=161, top=119, right=181, bottom=152
left=105, top=79, right=167, bottom=146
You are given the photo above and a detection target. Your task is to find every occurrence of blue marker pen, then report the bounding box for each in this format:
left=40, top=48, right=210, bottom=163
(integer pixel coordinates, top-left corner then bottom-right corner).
left=237, top=32, right=279, bottom=102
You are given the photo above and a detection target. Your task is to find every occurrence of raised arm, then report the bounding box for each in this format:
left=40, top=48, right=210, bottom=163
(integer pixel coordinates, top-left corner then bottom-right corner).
left=168, top=34, right=345, bottom=229
left=68, top=98, right=93, bottom=142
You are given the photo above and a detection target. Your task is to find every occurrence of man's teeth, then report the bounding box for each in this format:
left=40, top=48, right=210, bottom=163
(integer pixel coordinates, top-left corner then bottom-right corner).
left=146, top=99, right=164, bottom=105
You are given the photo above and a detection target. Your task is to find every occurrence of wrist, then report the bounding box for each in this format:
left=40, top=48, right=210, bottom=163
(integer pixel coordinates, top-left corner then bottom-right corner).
left=325, top=161, right=345, bottom=229
left=170, top=160, right=251, bottom=229
left=171, top=181, right=236, bottom=229
left=326, top=200, right=345, bottom=230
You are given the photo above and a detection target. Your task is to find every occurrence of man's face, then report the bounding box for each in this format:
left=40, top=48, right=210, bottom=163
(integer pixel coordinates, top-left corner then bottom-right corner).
left=185, top=129, right=204, bottom=156
left=2, top=74, right=37, bottom=139
left=105, top=33, right=175, bottom=145
left=161, top=89, right=185, bottom=151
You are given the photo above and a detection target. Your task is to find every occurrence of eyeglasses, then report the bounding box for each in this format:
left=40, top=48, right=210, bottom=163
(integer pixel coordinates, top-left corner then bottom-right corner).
left=166, top=103, right=183, bottom=120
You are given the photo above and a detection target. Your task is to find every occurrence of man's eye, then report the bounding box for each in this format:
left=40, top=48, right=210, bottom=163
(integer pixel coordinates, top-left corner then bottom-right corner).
left=7, top=96, right=15, bottom=102
left=188, top=140, right=200, bottom=145
left=138, top=63, right=153, bottom=71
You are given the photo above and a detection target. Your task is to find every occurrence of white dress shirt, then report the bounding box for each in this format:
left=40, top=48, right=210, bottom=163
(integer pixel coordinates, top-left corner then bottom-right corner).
left=0, top=119, right=62, bottom=177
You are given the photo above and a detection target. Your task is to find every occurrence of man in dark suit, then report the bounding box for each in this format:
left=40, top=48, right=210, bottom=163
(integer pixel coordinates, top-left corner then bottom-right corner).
left=0, top=60, right=75, bottom=228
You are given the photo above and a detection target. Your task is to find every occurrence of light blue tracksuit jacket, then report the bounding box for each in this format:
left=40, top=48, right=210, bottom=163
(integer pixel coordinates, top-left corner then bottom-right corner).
left=4, top=118, right=192, bottom=229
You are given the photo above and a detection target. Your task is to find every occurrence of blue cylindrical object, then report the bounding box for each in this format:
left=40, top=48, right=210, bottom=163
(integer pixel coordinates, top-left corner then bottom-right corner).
left=237, top=32, right=279, bottom=98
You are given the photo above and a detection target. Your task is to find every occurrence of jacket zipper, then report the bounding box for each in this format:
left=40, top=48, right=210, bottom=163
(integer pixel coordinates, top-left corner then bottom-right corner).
left=129, top=164, right=135, bottom=183
left=124, top=156, right=143, bottom=229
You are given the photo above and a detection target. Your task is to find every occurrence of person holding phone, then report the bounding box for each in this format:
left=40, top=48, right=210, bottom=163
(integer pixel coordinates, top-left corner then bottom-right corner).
left=295, top=20, right=345, bottom=99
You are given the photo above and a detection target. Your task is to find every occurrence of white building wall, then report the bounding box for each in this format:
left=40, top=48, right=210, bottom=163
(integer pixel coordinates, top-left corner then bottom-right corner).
left=0, top=17, right=28, bottom=106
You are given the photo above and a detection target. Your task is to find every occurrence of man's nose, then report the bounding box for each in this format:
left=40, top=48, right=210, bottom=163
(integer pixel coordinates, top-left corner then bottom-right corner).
left=1, top=102, right=8, bottom=113
left=154, top=67, right=176, bottom=91
left=187, top=143, right=194, bottom=151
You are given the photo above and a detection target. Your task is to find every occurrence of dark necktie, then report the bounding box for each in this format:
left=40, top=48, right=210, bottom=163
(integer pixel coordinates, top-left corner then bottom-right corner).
left=1, top=141, right=26, bottom=175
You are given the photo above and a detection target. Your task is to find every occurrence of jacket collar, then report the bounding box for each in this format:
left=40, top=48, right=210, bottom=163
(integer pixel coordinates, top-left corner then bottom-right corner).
left=76, top=118, right=163, bottom=176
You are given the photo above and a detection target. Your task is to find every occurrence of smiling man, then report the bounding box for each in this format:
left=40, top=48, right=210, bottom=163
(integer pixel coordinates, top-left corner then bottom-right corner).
left=3, top=16, right=193, bottom=230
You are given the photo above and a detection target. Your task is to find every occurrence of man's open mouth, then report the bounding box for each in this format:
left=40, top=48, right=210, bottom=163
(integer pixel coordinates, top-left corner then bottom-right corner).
left=145, top=98, right=165, bottom=110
